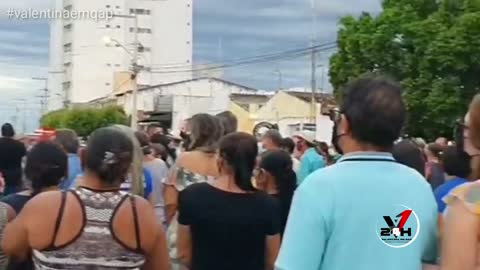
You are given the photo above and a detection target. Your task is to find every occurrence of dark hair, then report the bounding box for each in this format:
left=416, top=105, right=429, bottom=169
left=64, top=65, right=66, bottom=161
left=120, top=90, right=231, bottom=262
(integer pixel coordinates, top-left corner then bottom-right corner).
left=151, top=133, right=177, bottom=161
left=135, top=131, right=152, bottom=155
left=393, top=140, right=426, bottom=176
left=25, top=142, right=68, bottom=194
left=317, top=142, right=334, bottom=165
left=85, top=127, right=134, bottom=184
left=1, top=123, right=15, bottom=137
left=426, top=143, right=444, bottom=159
left=216, top=111, right=238, bottom=136
left=259, top=150, right=296, bottom=229
left=151, top=143, right=168, bottom=162
left=219, top=132, right=257, bottom=191
left=147, top=123, right=165, bottom=134
left=189, top=113, right=223, bottom=152
left=54, top=129, right=80, bottom=154
left=282, top=137, right=295, bottom=154
left=442, top=146, right=471, bottom=179
left=341, top=76, right=406, bottom=149
left=262, top=130, right=284, bottom=148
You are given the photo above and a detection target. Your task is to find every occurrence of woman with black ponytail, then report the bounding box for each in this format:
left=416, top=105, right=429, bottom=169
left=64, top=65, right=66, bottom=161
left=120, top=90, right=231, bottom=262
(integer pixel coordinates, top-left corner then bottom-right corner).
left=2, top=142, right=67, bottom=214
left=177, top=132, right=281, bottom=270
left=256, top=150, right=297, bottom=236
left=1, top=142, right=67, bottom=270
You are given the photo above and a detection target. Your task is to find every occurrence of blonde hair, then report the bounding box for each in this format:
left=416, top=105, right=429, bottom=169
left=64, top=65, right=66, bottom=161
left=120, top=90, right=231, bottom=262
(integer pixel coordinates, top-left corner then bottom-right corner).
left=111, top=125, right=145, bottom=197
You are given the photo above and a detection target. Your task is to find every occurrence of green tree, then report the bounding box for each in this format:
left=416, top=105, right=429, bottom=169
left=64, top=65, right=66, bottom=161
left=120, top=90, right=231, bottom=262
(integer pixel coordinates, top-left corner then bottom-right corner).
left=330, top=0, right=480, bottom=140
left=40, top=106, right=128, bottom=137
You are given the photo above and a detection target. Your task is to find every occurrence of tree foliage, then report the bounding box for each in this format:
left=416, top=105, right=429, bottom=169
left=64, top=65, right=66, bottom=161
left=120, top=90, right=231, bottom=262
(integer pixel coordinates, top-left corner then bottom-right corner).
left=40, top=106, right=128, bottom=137
left=330, top=0, right=480, bottom=140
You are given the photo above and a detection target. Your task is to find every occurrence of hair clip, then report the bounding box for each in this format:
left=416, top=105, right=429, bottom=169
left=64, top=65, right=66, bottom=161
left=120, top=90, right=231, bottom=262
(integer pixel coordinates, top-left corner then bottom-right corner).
left=104, top=151, right=118, bottom=165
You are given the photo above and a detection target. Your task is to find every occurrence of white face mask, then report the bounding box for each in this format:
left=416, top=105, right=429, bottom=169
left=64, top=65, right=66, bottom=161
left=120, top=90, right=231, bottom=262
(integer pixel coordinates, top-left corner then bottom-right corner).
left=328, top=148, right=336, bottom=156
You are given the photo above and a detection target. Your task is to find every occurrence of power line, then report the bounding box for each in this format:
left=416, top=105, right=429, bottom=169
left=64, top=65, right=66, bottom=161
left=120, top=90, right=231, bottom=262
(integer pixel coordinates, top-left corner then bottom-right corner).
left=148, top=41, right=336, bottom=69
left=150, top=43, right=337, bottom=74
left=149, top=42, right=336, bottom=71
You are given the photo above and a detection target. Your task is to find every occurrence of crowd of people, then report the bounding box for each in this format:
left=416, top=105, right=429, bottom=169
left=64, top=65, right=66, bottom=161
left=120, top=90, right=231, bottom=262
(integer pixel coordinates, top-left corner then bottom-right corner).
left=0, top=75, right=477, bottom=269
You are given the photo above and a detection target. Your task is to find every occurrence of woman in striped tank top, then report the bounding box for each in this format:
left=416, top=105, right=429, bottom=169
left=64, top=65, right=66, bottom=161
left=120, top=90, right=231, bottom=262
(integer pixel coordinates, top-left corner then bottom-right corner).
left=2, top=127, right=170, bottom=270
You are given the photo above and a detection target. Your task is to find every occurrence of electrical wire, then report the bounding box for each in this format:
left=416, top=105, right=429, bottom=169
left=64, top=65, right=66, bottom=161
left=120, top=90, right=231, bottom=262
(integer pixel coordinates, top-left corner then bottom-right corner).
left=148, top=41, right=335, bottom=68
left=149, top=42, right=336, bottom=71
left=149, top=43, right=337, bottom=74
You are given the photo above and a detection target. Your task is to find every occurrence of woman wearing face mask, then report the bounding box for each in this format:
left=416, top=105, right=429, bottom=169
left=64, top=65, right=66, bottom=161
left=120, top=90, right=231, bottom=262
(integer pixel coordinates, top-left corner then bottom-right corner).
left=255, top=150, right=297, bottom=236
left=442, top=95, right=480, bottom=270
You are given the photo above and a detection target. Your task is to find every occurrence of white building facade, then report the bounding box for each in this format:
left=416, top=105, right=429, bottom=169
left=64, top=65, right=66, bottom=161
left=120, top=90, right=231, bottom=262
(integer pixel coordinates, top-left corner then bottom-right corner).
left=48, top=0, right=193, bottom=111
left=115, top=78, right=263, bottom=131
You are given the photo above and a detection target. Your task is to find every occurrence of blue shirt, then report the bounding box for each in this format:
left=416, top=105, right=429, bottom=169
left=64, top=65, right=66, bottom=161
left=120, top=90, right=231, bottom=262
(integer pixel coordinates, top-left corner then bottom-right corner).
left=298, top=148, right=326, bottom=185
left=434, top=177, right=467, bottom=213
left=276, top=152, right=438, bottom=270
left=59, top=153, right=82, bottom=190
left=120, top=168, right=153, bottom=199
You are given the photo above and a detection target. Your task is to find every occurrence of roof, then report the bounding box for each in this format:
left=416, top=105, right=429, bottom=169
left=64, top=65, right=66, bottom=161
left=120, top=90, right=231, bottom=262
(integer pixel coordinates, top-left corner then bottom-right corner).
left=138, top=77, right=260, bottom=92
left=286, top=91, right=336, bottom=104
left=285, top=91, right=337, bottom=114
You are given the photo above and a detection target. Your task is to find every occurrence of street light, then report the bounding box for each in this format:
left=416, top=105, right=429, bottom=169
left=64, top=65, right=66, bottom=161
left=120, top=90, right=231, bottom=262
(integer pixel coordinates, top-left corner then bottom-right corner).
left=103, top=13, right=141, bottom=130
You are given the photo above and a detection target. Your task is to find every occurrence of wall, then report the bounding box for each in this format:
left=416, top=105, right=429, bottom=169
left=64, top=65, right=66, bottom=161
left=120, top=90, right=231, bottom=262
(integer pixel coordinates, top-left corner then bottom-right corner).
left=116, top=78, right=256, bottom=130
left=255, top=91, right=313, bottom=121
left=252, top=91, right=334, bottom=141
left=48, top=0, right=193, bottom=107
left=229, top=101, right=255, bottom=133
left=47, top=0, right=65, bottom=111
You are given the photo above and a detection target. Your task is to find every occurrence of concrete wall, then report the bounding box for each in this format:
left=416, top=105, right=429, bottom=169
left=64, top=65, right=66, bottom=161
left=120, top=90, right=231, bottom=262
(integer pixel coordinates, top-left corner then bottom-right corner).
left=48, top=0, right=193, bottom=109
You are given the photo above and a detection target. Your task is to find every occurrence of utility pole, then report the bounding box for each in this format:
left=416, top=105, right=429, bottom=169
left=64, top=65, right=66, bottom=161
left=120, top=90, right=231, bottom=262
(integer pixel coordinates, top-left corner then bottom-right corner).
left=310, top=0, right=317, bottom=123
left=107, top=14, right=140, bottom=130
left=131, top=14, right=139, bottom=130
left=13, top=98, right=27, bottom=134
left=33, top=77, right=49, bottom=115
left=49, top=70, right=67, bottom=108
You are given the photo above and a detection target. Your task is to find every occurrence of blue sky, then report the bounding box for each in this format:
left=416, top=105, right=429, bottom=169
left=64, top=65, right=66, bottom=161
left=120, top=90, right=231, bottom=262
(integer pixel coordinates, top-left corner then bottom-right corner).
left=0, top=0, right=381, bottom=132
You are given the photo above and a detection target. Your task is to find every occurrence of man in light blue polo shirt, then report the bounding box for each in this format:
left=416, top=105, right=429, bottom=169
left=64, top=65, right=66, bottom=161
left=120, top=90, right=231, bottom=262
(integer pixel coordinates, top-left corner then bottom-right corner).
left=276, top=77, right=438, bottom=270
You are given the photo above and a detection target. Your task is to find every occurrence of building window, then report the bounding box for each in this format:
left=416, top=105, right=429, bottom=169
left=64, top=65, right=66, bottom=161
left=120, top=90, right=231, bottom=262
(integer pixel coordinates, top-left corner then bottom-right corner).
left=115, top=64, right=121, bottom=67
left=63, top=43, right=72, bottom=53
left=106, top=5, right=111, bottom=8
left=187, top=4, right=191, bottom=7
left=106, top=63, right=111, bottom=67
left=187, top=22, right=191, bottom=26
left=64, top=23, right=72, bottom=30
left=106, top=24, right=111, bottom=28
left=130, top=8, right=151, bottom=15
left=129, top=27, right=152, bottom=34
left=186, top=41, right=191, bottom=44
left=106, top=83, right=111, bottom=86
left=62, top=81, right=71, bottom=91
left=64, top=5, right=73, bottom=11
left=116, top=5, right=120, bottom=9
left=186, top=60, right=190, bottom=63
left=116, top=25, right=121, bottom=29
